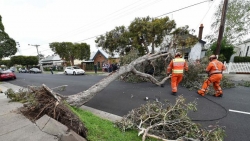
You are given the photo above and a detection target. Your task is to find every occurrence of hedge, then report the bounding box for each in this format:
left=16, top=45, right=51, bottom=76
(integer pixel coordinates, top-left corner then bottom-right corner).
left=234, top=56, right=250, bottom=62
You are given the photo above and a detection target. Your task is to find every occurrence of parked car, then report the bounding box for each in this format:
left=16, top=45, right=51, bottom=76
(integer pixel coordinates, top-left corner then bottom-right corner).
left=64, top=66, right=85, bottom=75
left=19, top=68, right=28, bottom=73
left=29, top=68, right=42, bottom=73
left=10, top=67, right=15, bottom=72
left=0, top=70, right=16, bottom=81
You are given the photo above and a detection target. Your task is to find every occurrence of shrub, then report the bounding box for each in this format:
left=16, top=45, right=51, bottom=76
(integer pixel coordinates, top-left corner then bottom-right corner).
left=234, top=56, right=250, bottom=62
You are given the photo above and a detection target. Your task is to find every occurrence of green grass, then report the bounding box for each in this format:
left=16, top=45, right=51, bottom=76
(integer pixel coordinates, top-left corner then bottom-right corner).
left=70, top=107, right=157, bottom=141
left=85, top=71, right=105, bottom=75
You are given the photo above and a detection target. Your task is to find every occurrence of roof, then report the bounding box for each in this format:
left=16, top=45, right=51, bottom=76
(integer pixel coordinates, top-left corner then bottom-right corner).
left=41, top=54, right=61, bottom=62
left=90, top=49, right=119, bottom=60
left=244, top=38, right=250, bottom=43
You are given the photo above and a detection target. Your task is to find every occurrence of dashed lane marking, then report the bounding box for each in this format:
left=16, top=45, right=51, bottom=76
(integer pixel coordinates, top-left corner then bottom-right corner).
left=229, top=109, right=250, bottom=115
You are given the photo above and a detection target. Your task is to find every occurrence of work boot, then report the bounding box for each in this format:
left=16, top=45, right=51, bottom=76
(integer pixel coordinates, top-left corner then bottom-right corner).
left=172, top=92, right=177, bottom=96
left=214, top=91, right=223, bottom=97
left=197, top=90, right=205, bottom=96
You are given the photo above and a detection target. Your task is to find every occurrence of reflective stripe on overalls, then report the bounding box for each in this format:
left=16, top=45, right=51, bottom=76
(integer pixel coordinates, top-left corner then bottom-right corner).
left=172, top=58, right=185, bottom=74
left=209, top=62, right=222, bottom=75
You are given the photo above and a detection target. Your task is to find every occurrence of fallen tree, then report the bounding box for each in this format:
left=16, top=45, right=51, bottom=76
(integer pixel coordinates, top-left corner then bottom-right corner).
left=65, top=51, right=172, bottom=107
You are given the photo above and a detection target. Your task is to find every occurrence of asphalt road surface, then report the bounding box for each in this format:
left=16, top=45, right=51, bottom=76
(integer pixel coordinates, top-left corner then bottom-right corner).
left=6, top=72, right=250, bottom=141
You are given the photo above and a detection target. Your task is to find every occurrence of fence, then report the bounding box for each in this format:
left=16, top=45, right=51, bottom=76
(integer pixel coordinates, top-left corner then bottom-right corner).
left=223, top=62, right=250, bottom=74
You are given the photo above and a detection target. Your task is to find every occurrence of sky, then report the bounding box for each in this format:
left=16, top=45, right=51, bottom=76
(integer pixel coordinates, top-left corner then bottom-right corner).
left=0, top=0, right=222, bottom=58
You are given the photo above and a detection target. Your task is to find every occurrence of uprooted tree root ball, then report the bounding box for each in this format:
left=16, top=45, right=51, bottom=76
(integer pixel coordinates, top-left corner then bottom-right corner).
left=6, top=86, right=87, bottom=138
left=116, top=96, right=225, bottom=141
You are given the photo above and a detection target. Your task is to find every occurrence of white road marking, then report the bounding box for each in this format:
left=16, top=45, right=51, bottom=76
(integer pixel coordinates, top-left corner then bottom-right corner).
left=229, top=109, right=250, bottom=115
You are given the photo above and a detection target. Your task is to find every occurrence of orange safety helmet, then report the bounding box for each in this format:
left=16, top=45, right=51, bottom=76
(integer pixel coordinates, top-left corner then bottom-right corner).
left=175, top=52, right=182, bottom=57
left=209, top=55, right=217, bottom=61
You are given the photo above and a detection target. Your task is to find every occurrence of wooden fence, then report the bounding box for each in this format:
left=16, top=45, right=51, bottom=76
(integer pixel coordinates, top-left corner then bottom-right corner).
left=223, top=62, right=250, bottom=74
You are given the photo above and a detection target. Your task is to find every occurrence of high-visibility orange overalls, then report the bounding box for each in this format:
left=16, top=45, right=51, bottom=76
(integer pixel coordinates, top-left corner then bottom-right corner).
left=167, top=57, right=188, bottom=93
left=197, top=59, right=226, bottom=97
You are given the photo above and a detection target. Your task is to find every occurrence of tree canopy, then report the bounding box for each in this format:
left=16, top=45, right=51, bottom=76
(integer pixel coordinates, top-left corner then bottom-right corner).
left=49, top=42, right=90, bottom=66
left=207, top=0, right=250, bottom=44
left=210, top=38, right=235, bottom=63
left=10, top=55, right=38, bottom=66
left=95, top=16, right=197, bottom=56
left=0, top=15, right=17, bottom=59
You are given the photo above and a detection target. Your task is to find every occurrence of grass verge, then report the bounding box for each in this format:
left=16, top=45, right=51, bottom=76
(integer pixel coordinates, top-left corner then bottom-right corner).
left=70, top=107, right=157, bottom=141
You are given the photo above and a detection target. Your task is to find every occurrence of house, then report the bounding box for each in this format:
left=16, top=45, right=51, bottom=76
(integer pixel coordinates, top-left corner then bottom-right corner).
left=40, top=54, right=65, bottom=66
left=82, top=49, right=119, bottom=70
left=185, top=24, right=207, bottom=62
left=170, top=24, right=206, bottom=62
left=236, top=38, right=250, bottom=57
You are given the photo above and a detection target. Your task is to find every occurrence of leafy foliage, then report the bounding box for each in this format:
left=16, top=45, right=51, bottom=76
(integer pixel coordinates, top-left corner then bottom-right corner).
left=0, top=15, right=17, bottom=59
left=209, top=38, right=235, bottom=63
left=10, top=55, right=38, bottom=66
left=49, top=42, right=90, bottom=66
left=207, top=0, right=250, bottom=44
left=116, top=96, right=225, bottom=140
left=4, top=88, right=36, bottom=104
left=238, top=80, right=250, bottom=87
left=234, top=56, right=250, bottom=62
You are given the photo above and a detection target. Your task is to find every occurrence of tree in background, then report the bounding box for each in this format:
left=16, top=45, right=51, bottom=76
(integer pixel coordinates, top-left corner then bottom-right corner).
left=210, top=38, right=235, bottom=63
left=49, top=42, right=90, bottom=66
left=0, top=15, right=17, bottom=59
left=206, top=0, right=250, bottom=44
left=10, top=55, right=38, bottom=68
left=0, top=60, right=11, bottom=67
left=95, top=16, right=197, bottom=57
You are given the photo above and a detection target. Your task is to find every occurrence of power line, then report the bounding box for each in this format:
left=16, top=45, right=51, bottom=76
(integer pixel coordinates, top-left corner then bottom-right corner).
left=48, top=0, right=160, bottom=42
left=195, top=0, right=215, bottom=30
left=40, top=0, right=149, bottom=44
left=156, top=0, right=212, bottom=18
left=25, top=0, right=213, bottom=55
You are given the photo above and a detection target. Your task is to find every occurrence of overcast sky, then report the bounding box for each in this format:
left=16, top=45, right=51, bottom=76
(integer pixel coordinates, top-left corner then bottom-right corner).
left=0, top=0, right=221, bottom=57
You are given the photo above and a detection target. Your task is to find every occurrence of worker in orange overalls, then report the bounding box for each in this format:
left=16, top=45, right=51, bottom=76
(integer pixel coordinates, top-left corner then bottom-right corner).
left=167, top=52, right=188, bottom=95
left=197, top=55, right=226, bottom=97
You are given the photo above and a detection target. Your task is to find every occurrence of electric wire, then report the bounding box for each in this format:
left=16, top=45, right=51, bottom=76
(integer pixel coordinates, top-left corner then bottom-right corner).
left=195, top=0, right=215, bottom=31
left=52, top=0, right=163, bottom=42
left=156, top=0, right=212, bottom=18
left=22, top=0, right=213, bottom=55
left=45, top=0, right=147, bottom=42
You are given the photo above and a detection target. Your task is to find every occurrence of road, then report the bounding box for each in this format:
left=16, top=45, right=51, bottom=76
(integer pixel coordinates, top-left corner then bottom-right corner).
left=5, top=72, right=250, bottom=141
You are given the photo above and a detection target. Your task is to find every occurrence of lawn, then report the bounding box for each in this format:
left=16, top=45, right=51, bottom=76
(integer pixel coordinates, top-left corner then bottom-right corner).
left=70, top=107, right=157, bottom=141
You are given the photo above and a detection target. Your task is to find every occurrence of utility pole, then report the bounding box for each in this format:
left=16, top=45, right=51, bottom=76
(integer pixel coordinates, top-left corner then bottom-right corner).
left=28, top=44, right=43, bottom=71
left=215, top=0, right=229, bottom=57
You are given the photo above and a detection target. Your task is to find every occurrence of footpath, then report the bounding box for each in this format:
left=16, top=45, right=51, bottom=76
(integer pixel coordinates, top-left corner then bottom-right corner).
left=0, top=73, right=249, bottom=141
left=0, top=83, right=86, bottom=141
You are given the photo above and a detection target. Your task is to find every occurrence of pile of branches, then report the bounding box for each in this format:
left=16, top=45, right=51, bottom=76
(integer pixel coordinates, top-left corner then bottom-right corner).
left=116, top=96, right=225, bottom=141
left=5, top=86, right=88, bottom=138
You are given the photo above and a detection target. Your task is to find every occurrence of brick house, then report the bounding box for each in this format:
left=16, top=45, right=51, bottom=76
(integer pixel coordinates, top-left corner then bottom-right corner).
left=82, top=49, right=119, bottom=71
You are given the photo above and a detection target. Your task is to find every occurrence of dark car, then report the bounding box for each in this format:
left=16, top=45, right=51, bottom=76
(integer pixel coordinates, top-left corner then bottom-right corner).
left=29, top=68, right=42, bottom=73
left=0, top=70, right=16, bottom=81
left=19, top=68, right=28, bottom=73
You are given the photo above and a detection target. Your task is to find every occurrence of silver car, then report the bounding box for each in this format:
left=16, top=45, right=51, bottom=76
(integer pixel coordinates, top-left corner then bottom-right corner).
left=64, top=66, right=85, bottom=75
left=29, top=68, right=42, bottom=73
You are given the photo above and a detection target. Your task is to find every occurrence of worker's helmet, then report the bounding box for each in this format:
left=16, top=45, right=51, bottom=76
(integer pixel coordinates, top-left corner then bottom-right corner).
left=209, top=55, right=217, bottom=61
left=175, top=52, right=181, bottom=57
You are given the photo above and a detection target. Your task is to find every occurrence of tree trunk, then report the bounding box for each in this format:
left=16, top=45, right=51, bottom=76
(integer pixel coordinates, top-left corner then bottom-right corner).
left=65, top=52, right=170, bottom=107
left=70, top=56, right=74, bottom=66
